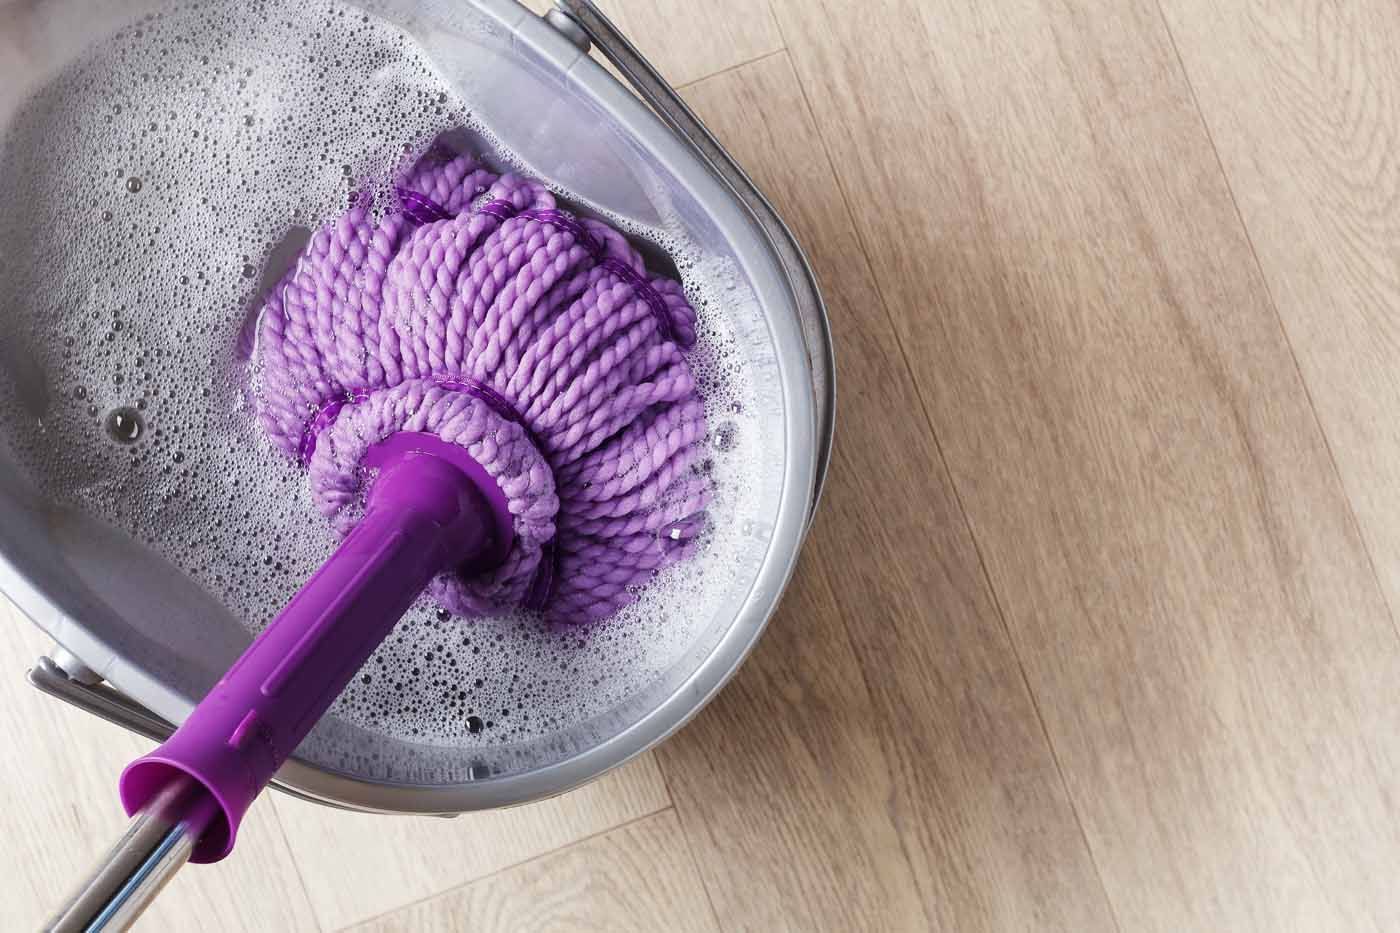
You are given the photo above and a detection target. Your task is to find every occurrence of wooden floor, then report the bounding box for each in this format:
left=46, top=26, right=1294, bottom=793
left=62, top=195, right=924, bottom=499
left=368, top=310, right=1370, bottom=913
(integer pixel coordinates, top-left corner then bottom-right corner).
left=6, top=0, right=1400, bottom=929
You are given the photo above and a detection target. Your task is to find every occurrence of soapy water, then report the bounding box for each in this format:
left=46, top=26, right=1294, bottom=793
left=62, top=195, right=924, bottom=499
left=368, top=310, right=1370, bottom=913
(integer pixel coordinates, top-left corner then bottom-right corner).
left=0, top=1, right=778, bottom=756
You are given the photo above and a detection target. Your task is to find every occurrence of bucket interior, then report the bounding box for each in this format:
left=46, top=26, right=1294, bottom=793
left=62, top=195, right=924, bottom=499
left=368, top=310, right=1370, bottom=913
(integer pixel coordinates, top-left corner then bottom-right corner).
left=0, top=0, right=815, bottom=804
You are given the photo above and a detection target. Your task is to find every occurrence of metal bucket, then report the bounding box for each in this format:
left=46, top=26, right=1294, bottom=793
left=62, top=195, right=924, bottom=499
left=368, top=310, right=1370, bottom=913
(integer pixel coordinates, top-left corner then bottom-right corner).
left=0, top=0, right=833, bottom=817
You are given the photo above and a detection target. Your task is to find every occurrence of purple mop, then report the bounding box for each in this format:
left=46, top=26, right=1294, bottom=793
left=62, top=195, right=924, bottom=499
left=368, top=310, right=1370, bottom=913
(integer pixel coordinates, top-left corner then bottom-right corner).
left=112, top=145, right=711, bottom=867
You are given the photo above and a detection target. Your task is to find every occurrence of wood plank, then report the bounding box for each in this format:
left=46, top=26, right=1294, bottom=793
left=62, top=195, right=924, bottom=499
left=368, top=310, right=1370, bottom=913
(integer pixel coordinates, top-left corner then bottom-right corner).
left=0, top=598, right=320, bottom=933
left=271, top=753, right=670, bottom=930
left=348, top=810, right=718, bottom=933
left=770, top=0, right=1400, bottom=930
left=1158, top=0, right=1400, bottom=650
left=596, top=0, right=784, bottom=87
left=658, top=53, right=1116, bottom=932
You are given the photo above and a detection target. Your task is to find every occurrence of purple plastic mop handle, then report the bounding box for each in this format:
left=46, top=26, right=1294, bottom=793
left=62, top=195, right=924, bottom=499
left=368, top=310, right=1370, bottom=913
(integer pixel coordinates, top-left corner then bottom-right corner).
left=119, top=443, right=500, bottom=863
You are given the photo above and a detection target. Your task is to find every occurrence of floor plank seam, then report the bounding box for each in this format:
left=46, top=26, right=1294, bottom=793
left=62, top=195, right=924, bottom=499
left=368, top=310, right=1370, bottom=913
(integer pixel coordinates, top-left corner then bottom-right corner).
left=266, top=800, right=327, bottom=933
left=652, top=758, right=727, bottom=932
left=971, top=581, right=1127, bottom=933
left=327, top=805, right=677, bottom=932
left=674, top=47, right=787, bottom=92
left=758, top=15, right=1127, bottom=929
left=1151, top=0, right=1400, bottom=651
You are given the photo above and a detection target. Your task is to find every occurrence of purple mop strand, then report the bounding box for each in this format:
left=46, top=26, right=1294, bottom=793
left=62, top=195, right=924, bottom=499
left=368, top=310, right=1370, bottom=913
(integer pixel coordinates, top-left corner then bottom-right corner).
left=476, top=199, right=517, bottom=223
left=524, top=208, right=678, bottom=344
left=460, top=200, right=678, bottom=343
left=253, top=146, right=709, bottom=625
left=296, top=389, right=369, bottom=465
left=394, top=185, right=452, bottom=226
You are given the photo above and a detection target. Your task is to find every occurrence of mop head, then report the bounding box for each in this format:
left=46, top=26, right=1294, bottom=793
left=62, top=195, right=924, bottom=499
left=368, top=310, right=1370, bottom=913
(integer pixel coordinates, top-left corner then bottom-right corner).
left=252, top=147, right=710, bottom=625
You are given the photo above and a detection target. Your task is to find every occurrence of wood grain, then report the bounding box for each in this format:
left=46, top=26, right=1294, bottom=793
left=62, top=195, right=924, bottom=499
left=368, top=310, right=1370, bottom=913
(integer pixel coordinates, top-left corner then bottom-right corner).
left=8, top=2, right=1400, bottom=930
left=1158, top=0, right=1400, bottom=638
left=0, top=599, right=320, bottom=933
left=659, top=53, right=1117, bottom=932
left=349, top=810, right=718, bottom=933
left=771, top=0, right=1400, bottom=929
left=270, top=754, right=670, bottom=930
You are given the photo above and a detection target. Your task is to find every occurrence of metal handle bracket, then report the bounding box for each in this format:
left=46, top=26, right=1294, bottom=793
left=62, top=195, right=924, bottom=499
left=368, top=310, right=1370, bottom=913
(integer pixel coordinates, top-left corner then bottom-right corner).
left=28, top=656, right=175, bottom=743
left=27, top=655, right=341, bottom=810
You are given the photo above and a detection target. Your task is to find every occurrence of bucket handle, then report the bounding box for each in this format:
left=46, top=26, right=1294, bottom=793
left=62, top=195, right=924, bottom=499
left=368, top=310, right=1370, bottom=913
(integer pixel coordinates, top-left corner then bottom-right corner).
left=551, top=0, right=836, bottom=519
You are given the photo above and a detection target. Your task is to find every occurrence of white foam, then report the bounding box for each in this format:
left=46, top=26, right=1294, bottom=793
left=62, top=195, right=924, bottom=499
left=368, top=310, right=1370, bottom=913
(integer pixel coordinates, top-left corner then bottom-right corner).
left=0, top=0, right=777, bottom=755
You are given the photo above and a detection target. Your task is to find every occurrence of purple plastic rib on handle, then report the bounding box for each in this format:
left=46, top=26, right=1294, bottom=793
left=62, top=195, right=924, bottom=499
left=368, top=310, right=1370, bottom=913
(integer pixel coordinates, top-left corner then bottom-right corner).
left=119, top=440, right=502, bottom=863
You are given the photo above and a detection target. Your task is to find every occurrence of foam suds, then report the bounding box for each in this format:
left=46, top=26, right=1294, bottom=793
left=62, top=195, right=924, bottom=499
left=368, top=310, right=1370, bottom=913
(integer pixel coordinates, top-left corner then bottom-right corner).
left=0, top=1, right=779, bottom=758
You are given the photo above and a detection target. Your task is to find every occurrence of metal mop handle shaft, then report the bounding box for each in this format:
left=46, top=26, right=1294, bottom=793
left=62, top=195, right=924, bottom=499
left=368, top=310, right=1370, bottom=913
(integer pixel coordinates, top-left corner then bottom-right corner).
left=44, top=777, right=217, bottom=932
left=48, top=447, right=498, bottom=932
